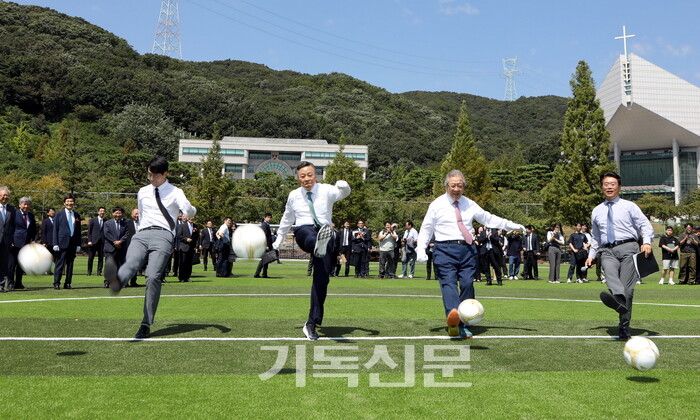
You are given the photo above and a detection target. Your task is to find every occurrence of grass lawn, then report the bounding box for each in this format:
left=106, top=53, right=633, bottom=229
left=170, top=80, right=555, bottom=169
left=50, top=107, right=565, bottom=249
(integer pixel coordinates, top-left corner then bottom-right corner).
left=0, top=257, right=697, bottom=419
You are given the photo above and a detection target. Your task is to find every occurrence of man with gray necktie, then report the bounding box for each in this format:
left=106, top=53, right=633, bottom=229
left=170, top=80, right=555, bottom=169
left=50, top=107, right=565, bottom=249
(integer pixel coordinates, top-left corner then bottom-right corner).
left=586, top=171, right=653, bottom=341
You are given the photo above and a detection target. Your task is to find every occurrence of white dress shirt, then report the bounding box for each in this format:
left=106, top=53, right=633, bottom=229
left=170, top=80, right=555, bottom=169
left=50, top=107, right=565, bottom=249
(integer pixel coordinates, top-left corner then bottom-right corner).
left=273, top=181, right=351, bottom=249
left=137, top=180, right=196, bottom=234
left=217, top=224, right=230, bottom=244
left=417, top=193, right=524, bottom=253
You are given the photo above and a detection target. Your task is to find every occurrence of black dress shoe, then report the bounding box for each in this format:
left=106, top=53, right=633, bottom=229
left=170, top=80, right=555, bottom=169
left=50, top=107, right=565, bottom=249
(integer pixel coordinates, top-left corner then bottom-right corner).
left=63, top=284, right=72, bottom=289
left=53, top=284, right=61, bottom=290
left=253, top=275, right=261, bottom=278
left=600, top=291, right=628, bottom=314
left=15, top=285, right=27, bottom=290
left=103, top=281, right=109, bottom=288
left=135, top=325, right=150, bottom=339
left=131, top=282, right=142, bottom=287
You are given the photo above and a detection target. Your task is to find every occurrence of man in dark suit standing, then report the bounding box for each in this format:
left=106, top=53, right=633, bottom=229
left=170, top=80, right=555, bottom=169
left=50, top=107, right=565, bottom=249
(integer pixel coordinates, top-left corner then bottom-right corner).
left=0, top=187, right=16, bottom=293
left=522, top=225, right=540, bottom=280
left=198, top=220, right=216, bottom=271
left=335, top=220, right=353, bottom=277
left=103, top=207, right=129, bottom=288
left=87, top=207, right=106, bottom=276
left=124, top=208, right=142, bottom=287
left=8, top=196, right=36, bottom=290
left=254, top=213, right=273, bottom=278
left=52, top=194, right=82, bottom=290
left=351, top=219, right=371, bottom=278
left=40, top=207, right=56, bottom=275
left=176, top=216, right=199, bottom=282
left=479, top=227, right=505, bottom=286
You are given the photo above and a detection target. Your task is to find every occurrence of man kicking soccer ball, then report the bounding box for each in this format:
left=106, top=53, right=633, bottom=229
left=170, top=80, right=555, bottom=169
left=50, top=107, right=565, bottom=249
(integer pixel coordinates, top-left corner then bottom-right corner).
left=417, top=170, right=524, bottom=338
left=106, top=156, right=196, bottom=339
left=273, top=161, right=350, bottom=341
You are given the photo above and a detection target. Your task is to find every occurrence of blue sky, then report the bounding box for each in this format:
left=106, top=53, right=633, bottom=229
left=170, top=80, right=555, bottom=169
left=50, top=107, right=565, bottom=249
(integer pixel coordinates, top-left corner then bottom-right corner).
left=12, top=0, right=700, bottom=99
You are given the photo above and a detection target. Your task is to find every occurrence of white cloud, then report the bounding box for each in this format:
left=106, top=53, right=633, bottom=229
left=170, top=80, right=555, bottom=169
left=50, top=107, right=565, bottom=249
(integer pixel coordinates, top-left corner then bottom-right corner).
left=656, top=36, right=692, bottom=57
left=665, top=43, right=692, bottom=57
left=631, top=42, right=653, bottom=55
left=438, top=3, right=479, bottom=16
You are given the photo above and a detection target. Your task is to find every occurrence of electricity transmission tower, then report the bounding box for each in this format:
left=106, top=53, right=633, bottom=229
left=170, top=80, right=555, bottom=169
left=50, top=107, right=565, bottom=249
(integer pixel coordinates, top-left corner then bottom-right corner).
left=152, top=0, right=182, bottom=59
left=502, top=57, right=519, bottom=101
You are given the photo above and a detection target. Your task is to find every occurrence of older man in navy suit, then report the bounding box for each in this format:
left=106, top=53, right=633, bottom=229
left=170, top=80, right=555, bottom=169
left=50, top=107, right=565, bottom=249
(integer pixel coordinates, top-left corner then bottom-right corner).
left=87, top=207, right=106, bottom=276
left=0, top=187, right=16, bottom=293
left=103, top=207, right=129, bottom=288
left=8, top=197, right=37, bottom=290
left=53, top=194, right=82, bottom=290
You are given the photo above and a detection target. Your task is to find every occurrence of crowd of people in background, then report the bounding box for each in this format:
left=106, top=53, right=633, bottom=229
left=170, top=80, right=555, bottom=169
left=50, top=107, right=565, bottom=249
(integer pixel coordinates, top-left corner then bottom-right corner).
left=0, top=185, right=696, bottom=292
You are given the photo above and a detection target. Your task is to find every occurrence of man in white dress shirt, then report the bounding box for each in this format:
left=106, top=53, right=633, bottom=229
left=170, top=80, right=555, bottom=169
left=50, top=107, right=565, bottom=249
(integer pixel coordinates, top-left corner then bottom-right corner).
left=273, top=161, right=351, bottom=341
left=417, top=170, right=525, bottom=337
left=106, top=156, right=196, bottom=339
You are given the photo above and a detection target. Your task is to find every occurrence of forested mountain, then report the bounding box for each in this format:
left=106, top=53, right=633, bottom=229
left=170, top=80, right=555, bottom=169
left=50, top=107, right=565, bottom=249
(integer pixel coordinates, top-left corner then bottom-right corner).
left=0, top=1, right=568, bottom=173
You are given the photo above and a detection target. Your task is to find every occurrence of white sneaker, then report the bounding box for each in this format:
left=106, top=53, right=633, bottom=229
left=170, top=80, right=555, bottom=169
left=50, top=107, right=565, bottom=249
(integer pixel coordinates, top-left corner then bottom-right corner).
left=669, top=279, right=676, bottom=285
left=659, top=279, right=665, bottom=285
left=576, top=279, right=583, bottom=283
left=513, top=276, right=518, bottom=280
left=408, top=275, right=413, bottom=278
left=313, top=225, right=333, bottom=258
left=397, top=275, right=405, bottom=279
left=566, top=279, right=572, bottom=283
left=636, top=280, right=641, bottom=285
left=601, top=279, right=606, bottom=284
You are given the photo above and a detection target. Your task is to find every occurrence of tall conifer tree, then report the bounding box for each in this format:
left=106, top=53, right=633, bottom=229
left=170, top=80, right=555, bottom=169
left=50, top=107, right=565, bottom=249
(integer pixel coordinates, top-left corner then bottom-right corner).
left=541, top=61, right=616, bottom=225
left=435, top=102, right=492, bottom=207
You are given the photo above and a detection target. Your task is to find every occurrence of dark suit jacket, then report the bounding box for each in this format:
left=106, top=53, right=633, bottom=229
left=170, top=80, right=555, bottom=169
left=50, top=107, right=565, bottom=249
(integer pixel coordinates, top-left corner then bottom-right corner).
left=523, top=233, right=540, bottom=253
left=12, top=210, right=36, bottom=247
left=88, top=217, right=104, bottom=244
left=126, top=219, right=138, bottom=248
left=41, top=217, right=55, bottom=247
left=177, top=222, right=199, bottom=253
left=0, top=204, right=16, bottom=246
left=261, top=220, right=272, bottom=250
left=338, top=228, right=353, bottom=249
left=351, top=228, right=370, bottom=253
left=199, top=226, right=215, bottom=249
left=479, top=229, right=503, bottom=254
left=53, top=209, right=81, bottom=250
left=103, top=218, right=129, bottom=253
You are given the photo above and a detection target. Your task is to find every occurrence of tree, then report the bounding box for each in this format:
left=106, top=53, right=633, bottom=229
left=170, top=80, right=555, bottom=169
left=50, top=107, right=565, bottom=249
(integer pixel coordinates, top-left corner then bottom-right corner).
left=186, top=138, right=235, bottom=224
left=324, top=136, right=370, bottom=225
left=434, top=102, right=492, bottom=207
left=541, top=61, right=616, bottom=225
left=110, top=103, right=179, bottom=159
left=635, top=194, right=677, bottom=222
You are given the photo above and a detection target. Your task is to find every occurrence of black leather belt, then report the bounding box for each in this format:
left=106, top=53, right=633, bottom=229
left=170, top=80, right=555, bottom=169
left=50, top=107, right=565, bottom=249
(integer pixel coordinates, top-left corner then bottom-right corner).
left=140, top=226, right=171, bottom=232
left=436, top=240, right=470, bottom=245
left=602, top=238, right=636, bottom=248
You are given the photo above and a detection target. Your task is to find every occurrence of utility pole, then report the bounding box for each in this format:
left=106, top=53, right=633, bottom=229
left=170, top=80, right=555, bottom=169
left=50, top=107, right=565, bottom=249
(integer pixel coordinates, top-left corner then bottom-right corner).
left=502, top=57, right=519, bottom=101
left=152, top=0, right=182, bottom=59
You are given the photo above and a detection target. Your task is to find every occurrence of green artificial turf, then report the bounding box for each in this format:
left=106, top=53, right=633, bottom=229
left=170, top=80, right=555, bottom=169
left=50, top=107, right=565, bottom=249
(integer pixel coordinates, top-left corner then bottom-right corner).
left=0, top=257, right=698, bottom=419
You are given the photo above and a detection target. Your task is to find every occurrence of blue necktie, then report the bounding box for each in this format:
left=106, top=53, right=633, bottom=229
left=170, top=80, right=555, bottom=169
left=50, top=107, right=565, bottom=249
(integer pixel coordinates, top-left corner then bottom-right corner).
left=68, top=210, right=74, bottom=236
left=606, top=202, right=615, bottom=244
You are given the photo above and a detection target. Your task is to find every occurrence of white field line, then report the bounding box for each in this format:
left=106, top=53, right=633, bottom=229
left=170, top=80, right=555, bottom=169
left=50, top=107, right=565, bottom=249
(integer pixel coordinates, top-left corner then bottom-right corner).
left=0, top=335, right=699, bottom=342
left=0, top=293, right=699, bottom=308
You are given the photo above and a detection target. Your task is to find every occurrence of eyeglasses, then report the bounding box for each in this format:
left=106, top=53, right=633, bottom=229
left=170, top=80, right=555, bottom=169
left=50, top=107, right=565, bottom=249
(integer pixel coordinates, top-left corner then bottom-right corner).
left=602, top=182, right=619, bottom=187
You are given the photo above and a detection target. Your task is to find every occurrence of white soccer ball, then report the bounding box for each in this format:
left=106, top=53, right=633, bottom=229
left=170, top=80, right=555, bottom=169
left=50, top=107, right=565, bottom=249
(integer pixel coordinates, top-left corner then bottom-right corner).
left=458, top=299, right=485, bottom=325
left=17, top=243, right=54, bottom=275
left=623, top=336, right=659, bottom=371
left=231, top=224, right=267, bottom=259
